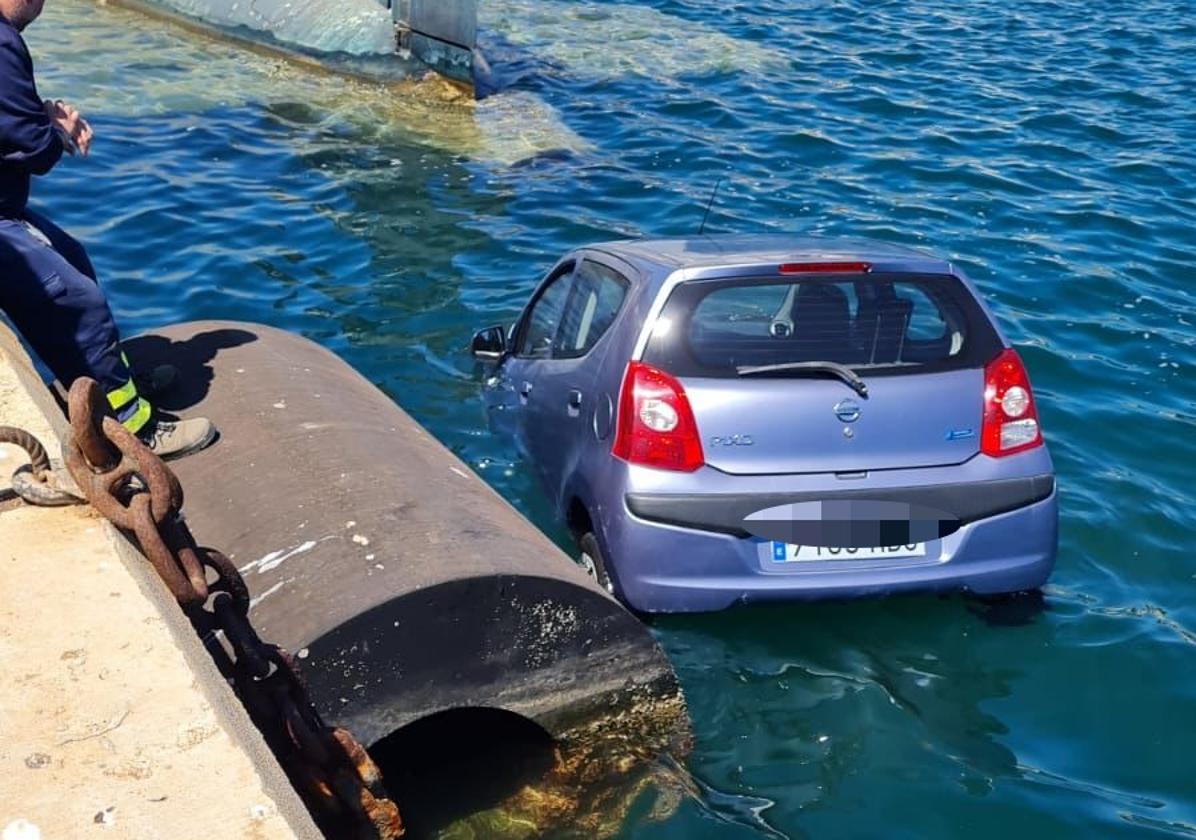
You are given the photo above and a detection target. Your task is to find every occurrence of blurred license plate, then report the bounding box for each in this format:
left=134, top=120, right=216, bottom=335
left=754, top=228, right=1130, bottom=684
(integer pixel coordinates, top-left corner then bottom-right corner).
left=769, top=541, right=927, bottom=562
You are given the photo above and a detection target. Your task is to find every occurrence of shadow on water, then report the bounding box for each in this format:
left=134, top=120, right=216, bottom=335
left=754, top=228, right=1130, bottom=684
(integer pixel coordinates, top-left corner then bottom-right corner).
left=965, top=589, right=1048, bottom=628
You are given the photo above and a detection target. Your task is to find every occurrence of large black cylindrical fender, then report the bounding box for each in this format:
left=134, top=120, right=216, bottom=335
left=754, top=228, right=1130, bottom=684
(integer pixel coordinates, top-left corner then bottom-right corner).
left=125, top=322, right=688, bottom=766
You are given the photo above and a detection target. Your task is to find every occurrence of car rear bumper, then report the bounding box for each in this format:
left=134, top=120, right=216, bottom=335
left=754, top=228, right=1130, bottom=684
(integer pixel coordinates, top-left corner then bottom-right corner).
left=604, top=486, right=1058, bottom=613
left=625, top=474, right=1055, bottom=537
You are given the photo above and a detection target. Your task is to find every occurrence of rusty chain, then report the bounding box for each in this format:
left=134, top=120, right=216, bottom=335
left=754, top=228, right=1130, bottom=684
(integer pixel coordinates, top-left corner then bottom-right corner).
left=0, top=425, right=51, bottom=474
left=0, top=425, right=85, bottom=506
left=61, top=377, right=403, bottom=839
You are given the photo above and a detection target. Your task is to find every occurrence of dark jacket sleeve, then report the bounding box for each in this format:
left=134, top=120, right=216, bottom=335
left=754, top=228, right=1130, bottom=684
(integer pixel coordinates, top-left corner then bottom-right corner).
left=0, top=29, right=64, bottom=176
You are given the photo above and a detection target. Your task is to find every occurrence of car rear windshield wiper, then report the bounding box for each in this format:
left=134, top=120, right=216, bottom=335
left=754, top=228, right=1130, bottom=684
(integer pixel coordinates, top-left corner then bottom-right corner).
left=735, top=360, right=868, bottom=397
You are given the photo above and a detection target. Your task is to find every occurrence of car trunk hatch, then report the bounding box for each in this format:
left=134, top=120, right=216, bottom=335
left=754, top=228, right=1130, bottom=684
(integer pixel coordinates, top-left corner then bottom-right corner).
left=682, top=368, right=983, bottom=475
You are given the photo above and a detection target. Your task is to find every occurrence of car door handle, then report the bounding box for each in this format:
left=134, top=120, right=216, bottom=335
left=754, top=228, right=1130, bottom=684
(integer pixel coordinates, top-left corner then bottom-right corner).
left=567, top=390, right=583, bottom=410
left=519, top=381, right=534, bottom=399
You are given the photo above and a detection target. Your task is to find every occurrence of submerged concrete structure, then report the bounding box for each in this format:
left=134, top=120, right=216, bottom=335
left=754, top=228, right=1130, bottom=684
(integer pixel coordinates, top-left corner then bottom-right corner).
left=105, top=0, right=479, bottom=86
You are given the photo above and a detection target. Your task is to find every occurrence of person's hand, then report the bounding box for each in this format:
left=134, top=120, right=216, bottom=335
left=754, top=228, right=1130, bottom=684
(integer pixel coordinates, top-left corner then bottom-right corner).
left=43, top=99, right=93, bottom=157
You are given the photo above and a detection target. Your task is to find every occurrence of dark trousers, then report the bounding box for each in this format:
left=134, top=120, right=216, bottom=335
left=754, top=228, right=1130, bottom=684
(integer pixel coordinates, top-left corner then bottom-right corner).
left=0, top=207, right=132, bottom=396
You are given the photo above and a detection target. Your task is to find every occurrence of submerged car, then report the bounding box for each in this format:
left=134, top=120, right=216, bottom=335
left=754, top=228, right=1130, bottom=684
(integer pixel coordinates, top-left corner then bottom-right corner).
left=473, top=235, right=1057, bottom=613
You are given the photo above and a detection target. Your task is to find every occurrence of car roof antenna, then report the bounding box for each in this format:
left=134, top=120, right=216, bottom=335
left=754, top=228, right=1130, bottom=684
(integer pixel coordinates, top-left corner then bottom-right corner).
left=698, top=177, right=723, bottom=236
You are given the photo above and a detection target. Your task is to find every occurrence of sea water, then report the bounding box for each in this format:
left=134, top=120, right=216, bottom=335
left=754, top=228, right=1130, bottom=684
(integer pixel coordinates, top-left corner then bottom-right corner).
left=26, top=0, right=1196, bottom=836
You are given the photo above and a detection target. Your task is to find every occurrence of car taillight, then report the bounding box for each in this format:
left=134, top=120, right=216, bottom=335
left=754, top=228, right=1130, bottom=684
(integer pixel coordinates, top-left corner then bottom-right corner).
left=981, top=348, right=1043, bottom=457
left=612, top=362, right=704, bottom=472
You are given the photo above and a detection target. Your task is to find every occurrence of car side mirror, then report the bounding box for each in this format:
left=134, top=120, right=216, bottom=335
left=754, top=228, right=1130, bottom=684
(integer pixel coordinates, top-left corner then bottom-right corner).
left=471, top=325, right=508, bottom=362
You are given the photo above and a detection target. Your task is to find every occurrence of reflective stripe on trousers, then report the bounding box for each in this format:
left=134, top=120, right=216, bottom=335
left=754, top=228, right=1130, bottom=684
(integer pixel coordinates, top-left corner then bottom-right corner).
left=109, top=352, right=152, bottom=434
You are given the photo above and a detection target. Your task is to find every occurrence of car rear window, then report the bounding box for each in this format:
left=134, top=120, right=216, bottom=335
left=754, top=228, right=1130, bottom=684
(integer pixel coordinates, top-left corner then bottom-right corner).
left=642, top=273, right=1002, bottom=377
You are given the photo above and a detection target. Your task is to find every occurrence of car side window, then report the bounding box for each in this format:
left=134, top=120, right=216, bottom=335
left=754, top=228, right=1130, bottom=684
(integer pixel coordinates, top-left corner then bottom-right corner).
left=552, top=260, right=630, bottom=359
left=517, top=263, right=575, bottom=358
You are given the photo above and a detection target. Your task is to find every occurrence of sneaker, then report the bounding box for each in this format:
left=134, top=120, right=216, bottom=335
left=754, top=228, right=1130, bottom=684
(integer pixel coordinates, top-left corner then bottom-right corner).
left=134, top=364, right=178, bottom=398
left=141, top=416, right=217, bottom=461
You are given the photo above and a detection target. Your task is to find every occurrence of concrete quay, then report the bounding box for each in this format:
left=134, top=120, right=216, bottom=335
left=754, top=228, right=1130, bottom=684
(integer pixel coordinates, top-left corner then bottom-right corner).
left=0, top=323, right=317, bottom=840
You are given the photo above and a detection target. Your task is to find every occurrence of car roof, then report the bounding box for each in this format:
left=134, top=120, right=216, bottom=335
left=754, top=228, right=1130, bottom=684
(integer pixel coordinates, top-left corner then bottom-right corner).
left=586, top=234, right=953, bottom=275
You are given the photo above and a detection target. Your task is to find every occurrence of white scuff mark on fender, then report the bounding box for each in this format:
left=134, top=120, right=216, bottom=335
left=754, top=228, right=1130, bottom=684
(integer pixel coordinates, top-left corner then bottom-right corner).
left=449, top=466, right=470, bottom=479
left=239, top=536, right=334, bottom=575
left=249, top=577, right=293, bottom=608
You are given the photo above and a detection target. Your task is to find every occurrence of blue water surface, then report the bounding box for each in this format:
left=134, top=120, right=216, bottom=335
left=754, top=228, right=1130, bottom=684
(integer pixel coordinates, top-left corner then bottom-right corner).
left=26, top=0, right=1196, bottom=836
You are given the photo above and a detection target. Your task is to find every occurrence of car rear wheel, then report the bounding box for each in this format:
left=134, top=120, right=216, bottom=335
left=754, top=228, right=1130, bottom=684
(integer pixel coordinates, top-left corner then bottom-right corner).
left=578, top=532, right=615, bottom=597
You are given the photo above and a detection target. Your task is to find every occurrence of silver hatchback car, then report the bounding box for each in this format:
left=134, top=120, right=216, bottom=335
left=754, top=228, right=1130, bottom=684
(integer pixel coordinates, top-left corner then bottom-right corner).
left=473, top=235, right=1057, bottom=613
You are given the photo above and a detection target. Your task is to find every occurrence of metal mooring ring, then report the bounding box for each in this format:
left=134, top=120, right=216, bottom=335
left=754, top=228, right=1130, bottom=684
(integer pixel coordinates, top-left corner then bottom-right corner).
left=10, top=465, right=85, bottom=507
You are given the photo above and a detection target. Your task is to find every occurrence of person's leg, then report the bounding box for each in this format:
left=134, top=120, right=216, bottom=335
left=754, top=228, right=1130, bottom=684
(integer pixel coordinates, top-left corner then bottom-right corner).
left=20, top=207, right=97, bottom=281
left=20, top=208, right=179, bottom=394
left=0, top=218, right=152, bottom=433
left=2, top=215, right=216, bottom=459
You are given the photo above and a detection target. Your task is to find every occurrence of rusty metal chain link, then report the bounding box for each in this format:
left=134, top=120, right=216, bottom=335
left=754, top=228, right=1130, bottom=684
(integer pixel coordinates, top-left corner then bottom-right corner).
left=0, top=425, right=51, bottom=474
left=0, top=425, right=85, bottom=506
left=61, top=378, right=403, bottom=839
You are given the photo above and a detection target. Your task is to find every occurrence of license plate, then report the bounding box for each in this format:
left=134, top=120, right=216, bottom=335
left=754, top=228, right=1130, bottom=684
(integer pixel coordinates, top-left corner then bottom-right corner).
left=769, top=541, right=927, bottom=563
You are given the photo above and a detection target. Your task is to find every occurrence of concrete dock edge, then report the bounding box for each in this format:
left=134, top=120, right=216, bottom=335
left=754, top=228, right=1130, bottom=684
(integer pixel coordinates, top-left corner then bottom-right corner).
left=0, top=323, right=319, bottom=839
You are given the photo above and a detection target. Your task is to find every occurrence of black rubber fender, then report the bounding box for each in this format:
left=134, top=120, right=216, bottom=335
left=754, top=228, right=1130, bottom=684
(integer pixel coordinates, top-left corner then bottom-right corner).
left=124, top=322, right=688, bottom=757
